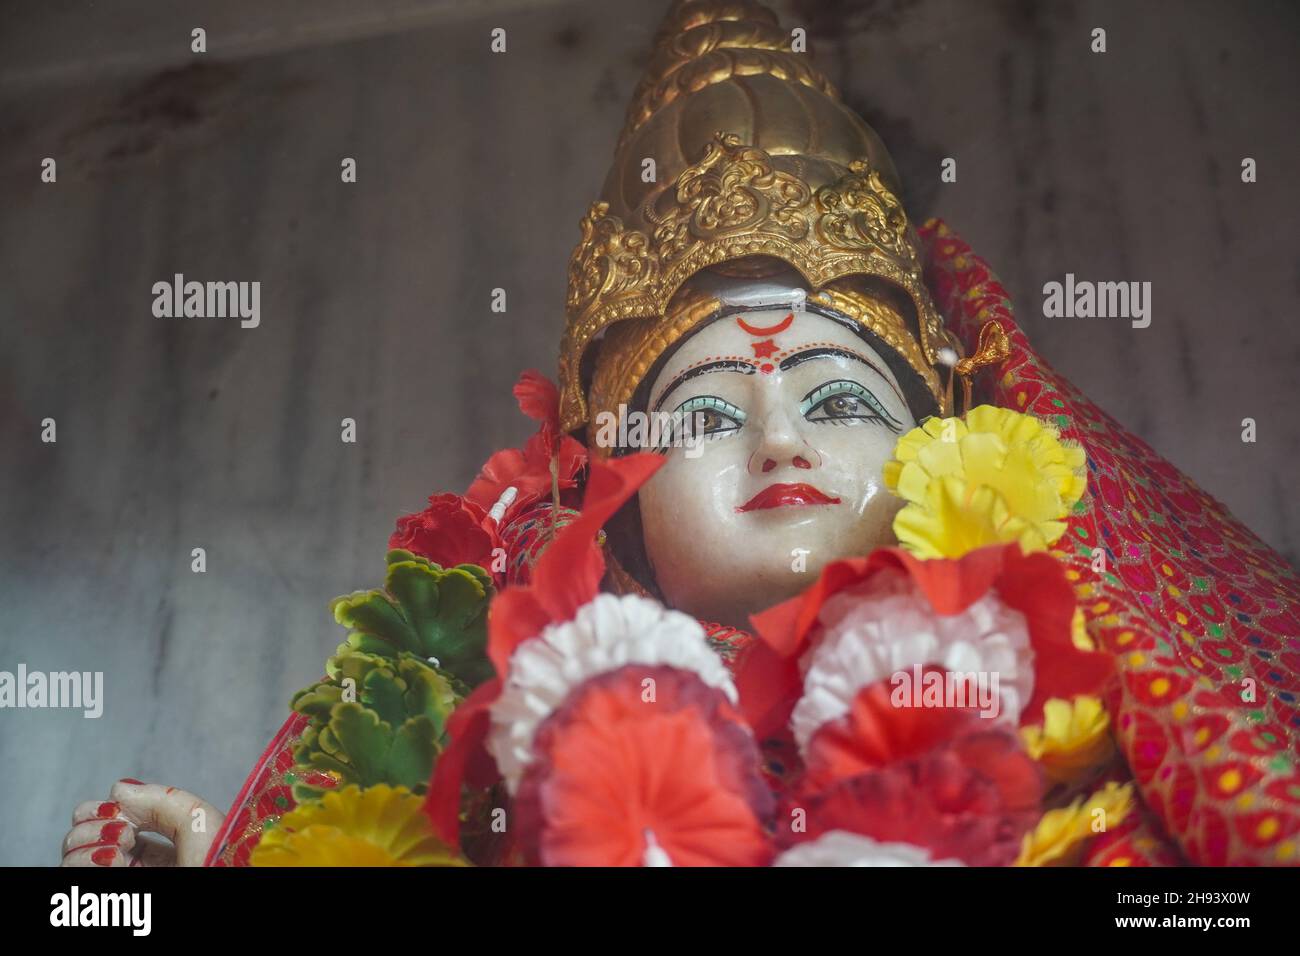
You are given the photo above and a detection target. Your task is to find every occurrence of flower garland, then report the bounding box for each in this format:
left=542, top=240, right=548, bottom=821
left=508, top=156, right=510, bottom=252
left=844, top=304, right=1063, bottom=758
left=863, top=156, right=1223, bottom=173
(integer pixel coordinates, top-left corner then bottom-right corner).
left=752, top=404, right=1127, bottom=867
left=250, top=374, right=1128, bottom=867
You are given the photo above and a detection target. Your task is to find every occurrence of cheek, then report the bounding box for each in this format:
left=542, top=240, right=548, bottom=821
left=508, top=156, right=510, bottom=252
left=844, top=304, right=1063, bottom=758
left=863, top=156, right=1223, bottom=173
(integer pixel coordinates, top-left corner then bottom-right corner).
left=807, top=425, right=902, bottom=510
left=638, top=440, right=750, bottom=551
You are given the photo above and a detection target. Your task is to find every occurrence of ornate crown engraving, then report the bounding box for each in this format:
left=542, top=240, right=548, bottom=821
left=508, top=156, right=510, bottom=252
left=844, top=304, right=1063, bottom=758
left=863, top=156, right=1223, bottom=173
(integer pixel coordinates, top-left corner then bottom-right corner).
left=649, top=134, right=813, bottom=255
left=565, top=203, right=660, bottom=319
left=814, top=160, right=914, bottom=266
left=560, top=133, right=946, bottom=432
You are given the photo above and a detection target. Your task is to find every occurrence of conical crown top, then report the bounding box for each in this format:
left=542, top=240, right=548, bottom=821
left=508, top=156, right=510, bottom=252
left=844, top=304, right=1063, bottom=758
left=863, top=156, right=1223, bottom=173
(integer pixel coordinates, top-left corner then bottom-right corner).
left=603, top=0, right=901, bottom=218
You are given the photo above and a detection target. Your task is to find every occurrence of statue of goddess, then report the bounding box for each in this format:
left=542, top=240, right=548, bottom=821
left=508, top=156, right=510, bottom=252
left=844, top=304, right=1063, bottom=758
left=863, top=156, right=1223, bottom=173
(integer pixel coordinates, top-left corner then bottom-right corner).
left=63, top=0, right=1299, bottom=869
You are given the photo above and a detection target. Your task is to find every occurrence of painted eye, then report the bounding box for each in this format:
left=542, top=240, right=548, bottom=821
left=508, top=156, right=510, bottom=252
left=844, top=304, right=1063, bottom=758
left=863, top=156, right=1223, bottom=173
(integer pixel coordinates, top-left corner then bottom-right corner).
left=693, top=409, right=731, bottom=433
left=801, top=380, right=902, bottom=431
left=671, top=396, right=746, bottom=445
left=815, top=394, right=868, bottom=419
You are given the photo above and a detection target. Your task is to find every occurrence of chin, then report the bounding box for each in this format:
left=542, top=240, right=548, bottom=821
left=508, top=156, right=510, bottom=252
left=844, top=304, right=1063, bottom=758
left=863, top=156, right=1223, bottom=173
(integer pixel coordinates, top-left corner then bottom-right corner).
left=662, top=551, right=829, bottom=631
left=647, top=509, right=901, bottom=628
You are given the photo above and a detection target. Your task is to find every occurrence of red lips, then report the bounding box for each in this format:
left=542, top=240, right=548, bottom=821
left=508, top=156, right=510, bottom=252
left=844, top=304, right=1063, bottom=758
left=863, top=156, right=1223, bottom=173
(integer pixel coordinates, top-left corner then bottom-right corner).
left=736, top=482, right=841, bottom=513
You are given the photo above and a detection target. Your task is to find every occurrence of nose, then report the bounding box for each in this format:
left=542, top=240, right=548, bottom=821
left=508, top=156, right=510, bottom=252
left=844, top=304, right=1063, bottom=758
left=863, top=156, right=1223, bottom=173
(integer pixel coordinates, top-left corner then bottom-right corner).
left=760, top=455, right=812, bottom=472
left=749, top=406, right=816, bottom=476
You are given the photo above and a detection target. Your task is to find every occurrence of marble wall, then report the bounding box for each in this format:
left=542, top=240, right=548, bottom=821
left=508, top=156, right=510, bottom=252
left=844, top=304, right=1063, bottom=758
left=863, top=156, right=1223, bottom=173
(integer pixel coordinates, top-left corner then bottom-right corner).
left=0, top=0, right=1296, bottom=865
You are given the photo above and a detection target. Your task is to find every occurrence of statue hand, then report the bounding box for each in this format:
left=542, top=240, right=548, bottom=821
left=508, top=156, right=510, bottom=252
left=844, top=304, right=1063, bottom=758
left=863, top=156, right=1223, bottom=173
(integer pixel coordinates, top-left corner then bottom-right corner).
left=61, top=780, right=225, bottom=867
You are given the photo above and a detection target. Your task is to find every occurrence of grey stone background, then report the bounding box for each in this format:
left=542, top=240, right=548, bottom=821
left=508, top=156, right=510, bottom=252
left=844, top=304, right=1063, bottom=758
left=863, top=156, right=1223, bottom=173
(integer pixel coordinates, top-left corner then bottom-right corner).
left=0, top=0, right=1296, bottom=866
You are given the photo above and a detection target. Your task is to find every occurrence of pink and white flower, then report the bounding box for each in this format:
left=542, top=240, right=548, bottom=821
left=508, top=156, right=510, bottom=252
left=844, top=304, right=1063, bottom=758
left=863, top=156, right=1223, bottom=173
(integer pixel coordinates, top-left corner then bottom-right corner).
left=488, top=593, right=736, bottom=793
left=790, top=568, right=1034, bottom=753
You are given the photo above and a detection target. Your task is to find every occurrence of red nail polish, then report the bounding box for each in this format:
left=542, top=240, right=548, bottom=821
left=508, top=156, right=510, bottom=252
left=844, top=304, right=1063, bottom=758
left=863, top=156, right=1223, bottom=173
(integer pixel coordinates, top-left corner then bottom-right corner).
left=91, top=847, right=116, bottom=866
left=119, top=778, right=145, bottom=785
left=101, top=821, right=128, bottom=842
left=96, top=801, right=119, bottom=818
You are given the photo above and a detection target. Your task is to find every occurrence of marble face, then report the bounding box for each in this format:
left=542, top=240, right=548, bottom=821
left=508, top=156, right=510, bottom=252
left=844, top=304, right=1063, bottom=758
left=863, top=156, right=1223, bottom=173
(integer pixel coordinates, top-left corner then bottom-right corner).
left=636, top=305, right=917, bottom=629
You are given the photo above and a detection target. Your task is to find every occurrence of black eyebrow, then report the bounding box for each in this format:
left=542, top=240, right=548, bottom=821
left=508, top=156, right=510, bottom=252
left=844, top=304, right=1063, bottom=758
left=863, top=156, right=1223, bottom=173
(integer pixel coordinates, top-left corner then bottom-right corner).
left=652, top=360, right=756, bottom=412
left=778, top=347, right=904, bottom=405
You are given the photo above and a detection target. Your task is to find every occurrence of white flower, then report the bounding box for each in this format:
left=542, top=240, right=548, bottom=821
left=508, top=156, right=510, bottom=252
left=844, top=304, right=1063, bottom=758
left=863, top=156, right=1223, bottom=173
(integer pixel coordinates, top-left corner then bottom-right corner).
left=488, top=593, right=736, bottom=793
left=774, top=832, right=965, bottom=867
left=790, top=569, right=1034, bottom=753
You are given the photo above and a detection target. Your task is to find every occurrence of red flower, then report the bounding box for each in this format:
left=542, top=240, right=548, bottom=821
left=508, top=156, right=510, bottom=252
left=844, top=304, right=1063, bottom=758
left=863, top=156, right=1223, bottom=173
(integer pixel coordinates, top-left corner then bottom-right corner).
left=511, top=369, right=562, bottom=430
left=799, top=668, right=977, bottom=791
left=514, top=666, right=773, bottom=867
left=785, top=678, right=1043, bottom=866
left=467, top=433, right=587, bottom=522
left=788, top=733, right=1041, bottom=866
left=466, top=371, right=587, bottom=525
left=388, top=493, right=501, bottom=572
left=736, top=543, right=1115, bottom=740
left=423, top=453, right=665, bottom=846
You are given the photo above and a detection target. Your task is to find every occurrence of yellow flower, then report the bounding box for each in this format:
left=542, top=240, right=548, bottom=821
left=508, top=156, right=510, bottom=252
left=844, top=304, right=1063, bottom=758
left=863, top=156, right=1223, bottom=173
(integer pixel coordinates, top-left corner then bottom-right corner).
left=1015, top=781, right=1133, bottom=867
left=883, top=405, right=1086, bottom=559
left=1070, top=608, right=1096, bottom=651
left=1021, top=696, right=1114, bottom=785
left=251, top=784, right=468, bottom=867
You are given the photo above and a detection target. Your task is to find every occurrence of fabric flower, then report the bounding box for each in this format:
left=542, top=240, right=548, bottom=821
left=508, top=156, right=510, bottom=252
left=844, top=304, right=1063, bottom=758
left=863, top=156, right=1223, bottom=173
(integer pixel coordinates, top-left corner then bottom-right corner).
left=1020, top=696, right=1115, bottom=786
left=774, top=831, right=964, bottom=867
left=467, top=432, right=587, bottom=524
left=737, top=544, right=1114, bottom=741
left=466, top=370, right=586, bottom=525
left=251, top=784, right=467, bottom=867
left=423, top=454, right=666, bottom=846
left=513, top=665, right=772, bottom=867
left=786, top=693, right=1044, bottom=867
left=799, top=674, right=1005, bottom=792
left=1015, top=781, right=1134, bottom=866
left=883, top=405, right=1086, bottom=558
left=488, top=592, right=736, bottom=793
left=790, top=567, right=1032, bottom=752
left=422, top=453, right=772, bottom=866
left=389, top=493, right=501, bottom=573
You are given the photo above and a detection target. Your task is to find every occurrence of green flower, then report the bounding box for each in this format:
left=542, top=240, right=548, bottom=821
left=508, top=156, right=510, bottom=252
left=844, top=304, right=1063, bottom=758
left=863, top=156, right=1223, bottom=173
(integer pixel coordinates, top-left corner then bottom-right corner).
left=290, top=651, right=461, bottom=800
left=330, top=549, right=494, bottom=686
left=286, top=549, right=495, bottom=801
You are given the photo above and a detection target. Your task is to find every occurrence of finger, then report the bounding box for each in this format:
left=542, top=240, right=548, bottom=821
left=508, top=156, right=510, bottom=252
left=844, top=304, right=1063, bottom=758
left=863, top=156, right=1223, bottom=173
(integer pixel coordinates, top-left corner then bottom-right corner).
left=110, top=780, right=224, bottom=867
left=71, top=799, right=130, bottom=827
left=130, top=838, right=177, bottom=868
left=109, top=780, right=189, bottom=838
left=62, top=819, right=137, bottom=857
left=61, top=844, right=132, bottom=868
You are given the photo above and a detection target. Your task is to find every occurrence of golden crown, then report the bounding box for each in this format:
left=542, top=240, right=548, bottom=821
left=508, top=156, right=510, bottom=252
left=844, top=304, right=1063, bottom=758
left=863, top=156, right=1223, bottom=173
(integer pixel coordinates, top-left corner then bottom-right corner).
left=558, top=0, right=961, bottom=434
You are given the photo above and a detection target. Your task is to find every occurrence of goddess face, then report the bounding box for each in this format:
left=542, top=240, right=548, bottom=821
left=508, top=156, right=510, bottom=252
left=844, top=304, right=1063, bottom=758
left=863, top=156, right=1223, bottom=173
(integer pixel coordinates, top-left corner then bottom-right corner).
left=635, top=306, right=918, bottom=629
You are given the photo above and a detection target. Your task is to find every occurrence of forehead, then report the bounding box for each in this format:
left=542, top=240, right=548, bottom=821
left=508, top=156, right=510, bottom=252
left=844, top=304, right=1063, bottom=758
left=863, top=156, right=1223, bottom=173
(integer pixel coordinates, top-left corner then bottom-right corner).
left=648, top=308, right=906, bottom=407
